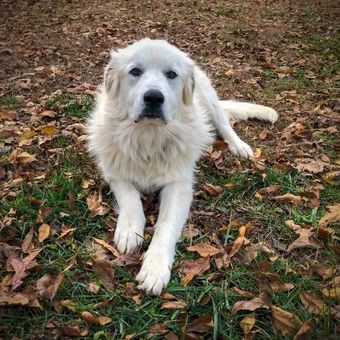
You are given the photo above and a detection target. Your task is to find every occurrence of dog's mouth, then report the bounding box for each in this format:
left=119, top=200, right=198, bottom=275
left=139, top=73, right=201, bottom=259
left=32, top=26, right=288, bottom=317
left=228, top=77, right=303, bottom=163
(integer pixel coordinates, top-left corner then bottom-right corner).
left=135, top=107, right=166, bottom=123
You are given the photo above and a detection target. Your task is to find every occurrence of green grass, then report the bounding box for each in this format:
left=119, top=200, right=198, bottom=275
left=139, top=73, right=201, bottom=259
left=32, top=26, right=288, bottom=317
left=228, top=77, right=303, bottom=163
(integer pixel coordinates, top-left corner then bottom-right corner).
left=0, top=95, right=22, bottom=109
left=45, top=94, right=94, bottom=118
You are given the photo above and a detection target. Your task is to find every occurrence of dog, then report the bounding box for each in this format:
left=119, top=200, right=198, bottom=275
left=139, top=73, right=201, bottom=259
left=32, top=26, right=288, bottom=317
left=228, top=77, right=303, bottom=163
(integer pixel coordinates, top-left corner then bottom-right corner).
left=86, top=38, right=278, bottom=295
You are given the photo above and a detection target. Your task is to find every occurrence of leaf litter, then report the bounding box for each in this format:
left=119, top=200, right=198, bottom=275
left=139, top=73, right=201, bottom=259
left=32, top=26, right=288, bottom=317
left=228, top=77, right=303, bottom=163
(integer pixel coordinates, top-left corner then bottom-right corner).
left=0, top=0, right=339, bottom=338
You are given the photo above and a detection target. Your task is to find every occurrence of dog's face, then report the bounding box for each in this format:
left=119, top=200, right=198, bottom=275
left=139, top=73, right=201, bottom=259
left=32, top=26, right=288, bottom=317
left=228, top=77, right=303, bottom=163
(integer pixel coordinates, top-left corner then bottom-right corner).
left=104, top=39, right=195, bottom=123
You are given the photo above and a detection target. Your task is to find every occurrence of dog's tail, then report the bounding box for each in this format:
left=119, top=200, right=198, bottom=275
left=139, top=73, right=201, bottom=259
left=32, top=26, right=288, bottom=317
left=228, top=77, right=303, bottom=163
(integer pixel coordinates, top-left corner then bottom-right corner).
left=219, top=100, right=278, bottom=123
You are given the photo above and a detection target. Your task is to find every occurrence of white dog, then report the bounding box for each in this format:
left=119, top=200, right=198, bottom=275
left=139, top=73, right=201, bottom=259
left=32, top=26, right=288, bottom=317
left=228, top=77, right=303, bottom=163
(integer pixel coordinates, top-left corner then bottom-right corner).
left=87, top=38, right=278, bottom=295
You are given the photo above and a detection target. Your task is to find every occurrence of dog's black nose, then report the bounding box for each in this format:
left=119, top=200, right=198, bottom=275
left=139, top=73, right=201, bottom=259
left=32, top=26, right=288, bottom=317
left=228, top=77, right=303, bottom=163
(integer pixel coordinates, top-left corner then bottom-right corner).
left=143, top=89, right=164, bottom=106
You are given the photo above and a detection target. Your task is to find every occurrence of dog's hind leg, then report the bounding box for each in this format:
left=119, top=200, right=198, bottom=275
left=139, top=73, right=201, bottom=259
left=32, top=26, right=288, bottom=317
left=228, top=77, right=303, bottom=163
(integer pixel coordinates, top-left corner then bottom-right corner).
left=195, top=68, right=254, bottom=158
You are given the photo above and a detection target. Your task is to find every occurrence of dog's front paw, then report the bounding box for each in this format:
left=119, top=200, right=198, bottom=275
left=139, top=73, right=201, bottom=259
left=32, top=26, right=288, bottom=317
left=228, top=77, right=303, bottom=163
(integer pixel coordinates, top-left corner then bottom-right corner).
left=136, top=251, right=171, bottom=295
left=114, top=216, right=145, bottom=253
left=228, top=140, right=253, bottom=159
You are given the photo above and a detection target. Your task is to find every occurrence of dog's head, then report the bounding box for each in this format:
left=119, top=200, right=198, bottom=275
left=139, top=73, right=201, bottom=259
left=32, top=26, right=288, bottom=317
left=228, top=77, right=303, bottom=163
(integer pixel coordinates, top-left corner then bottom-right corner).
left=104, top=38, right=195, bottom=123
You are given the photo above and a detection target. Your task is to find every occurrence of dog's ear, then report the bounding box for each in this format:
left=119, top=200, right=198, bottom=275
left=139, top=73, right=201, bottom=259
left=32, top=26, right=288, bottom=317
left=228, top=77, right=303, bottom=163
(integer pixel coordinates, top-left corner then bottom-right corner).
left=182, top=68, right=195, bottom=106
left=104, top=50, right=120, bottom=97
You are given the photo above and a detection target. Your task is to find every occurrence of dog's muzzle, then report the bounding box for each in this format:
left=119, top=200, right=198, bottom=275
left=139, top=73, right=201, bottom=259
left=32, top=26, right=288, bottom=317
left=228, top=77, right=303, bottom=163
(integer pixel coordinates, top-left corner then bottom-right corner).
left=137, top=89, right=165, bottom=121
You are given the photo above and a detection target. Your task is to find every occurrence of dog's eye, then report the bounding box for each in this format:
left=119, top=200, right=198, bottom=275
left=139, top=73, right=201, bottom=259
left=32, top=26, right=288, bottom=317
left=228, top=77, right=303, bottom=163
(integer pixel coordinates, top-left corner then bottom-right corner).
left=166, top=71, right=177, bottom=79
left=129, top=68, right=142, bottom=77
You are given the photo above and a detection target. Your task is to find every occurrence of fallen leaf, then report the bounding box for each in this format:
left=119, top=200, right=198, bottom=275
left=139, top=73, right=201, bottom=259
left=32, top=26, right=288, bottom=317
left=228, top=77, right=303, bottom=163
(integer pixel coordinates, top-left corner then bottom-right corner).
left=201, top=183, right=223, bottom=197
left=98, top=316, right=112, bottom=326
left=22, top=227, right=34, bottom=252
left=92, top=258, right=115, bottom=290
left=257, top=184, right=281, bottom=195
left=180, top=257, right=210, bottom=285
left=322, top=287, right=340, bottom=300
left=293, top=158, right=325, bottom=174
left=37, top=207, right=54, bottom=223
left=38, top=223, right=51, bottom=242
left=40, top=126, right=59, bottom=136
left=319, top=203, right=340, bottom=227
left=259, top=130, right=268, bottom=140
left=20, top=130, right=37, bottom=141
left=36, top=272, right=64, bottom=299
left=40, top=109, right=56, bottom=118
left=61, top=299, right=77, bottom=312
left=287, top=228, right=321, bottom=252
left=81, top=311, right=99, bottom=325
left=0, top=292, right=29, bottom=306
left=55, top=323, right=89, bottom=337
left=113, top=253, right=140, bottom=267
left=93, top=237, right=120, bottom=257
left=147, top=323, right=168, bottom=338
left=272, top=305, right=302, bottom=336
left=231, top=292, right=272, bottom=314
left=188, top=315, right=213, bottom=333
left=270, top=281, right=295, bottom=293
left=293, top=319, right=313, bottom=340
left=86, top=193, right=110, bottom=216
left=300, top=291, right=325, bottom=314
left=187, top=242, right=221, bottom=257
left=86, top=282, right=100, bottom=294
left=273, top=193, right=302, bottom=205
left=240, top=313, right=256, bottom=335
left=9, top=150, right=37, bottom=165
left=234, top=287, right=256, bottom=298
left=161, top=300, right=187, bottom=309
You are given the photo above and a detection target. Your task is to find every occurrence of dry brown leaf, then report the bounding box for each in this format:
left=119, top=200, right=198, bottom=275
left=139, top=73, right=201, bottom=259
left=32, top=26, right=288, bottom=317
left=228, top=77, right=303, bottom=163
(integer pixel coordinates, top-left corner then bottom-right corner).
left=86, top=282, right=100, bottom=294
left=161, top=300, right=187, bottom=309
left=272, top=305, right=302, bottom=336
left=55, top=323, right=89, bottom=337
left=86, top=193, right=110, bottom=216
left=270, top=282, right=295, bottom=293
left=113, top=253, right=140, bottom=267
left=231, top=292, right=272, bottom=314
left=294, top=158, right=325, bottom=174
left=257, top=184, right=281, bottom=195
left=180, top=257, right=210, bottom=285
left=287, top=228, right=321, bottom=252
left=165, top=332, right=179, bottom=340
left=20, top=130, right=37, bottom=141
left=201, top=183, right=223, bottom=197
left=81, top=311, right=99, bottom=325
left=9, top=150, right=37, bottom=165
left=22, top=227, right=34, bottom=252
left=40, top=126, right=59, bottom=136
left=93, top=237, right=120, bottom=257
left=92, top=258, right=115, bottom=290
left=61, top=299, right=77, bottom=312
left=322, top=287, right=340, bottom=300
left=187, top=242, right=221, bottom=257
left=273, top=193, right=302, bottom=205
left=293, top=319, right=313, bottom=340
left=37, top=207, right=54, bottom=223
left=234, top=287, right=256, bottom=298
left=240, top=313, right=256, bottom=335
left=0, top=292, right=29, bottom=306
left=40, top=109, right=56, bottom=118
left=188, top=315, right=213, bottom=333
left=259, top=130, right=268, bottom=140
left=38, top=223, right=51, bottom=242
left=319, top=203, right=340, bottom=227
left=300, top=291, right=325, bottom=314
left=147, top=323, right=169, bottom=338
left=312, top=266, right=335, bottom=280
left=36, top=272, right=64, bottom=299
left=98, top=316, right=112, bottom=325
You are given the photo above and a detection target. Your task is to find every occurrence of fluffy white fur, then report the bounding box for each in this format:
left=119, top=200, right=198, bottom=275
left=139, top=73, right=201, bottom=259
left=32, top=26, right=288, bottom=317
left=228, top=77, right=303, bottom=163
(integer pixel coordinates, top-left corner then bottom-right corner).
left=87, top=38, right=278, bottom=295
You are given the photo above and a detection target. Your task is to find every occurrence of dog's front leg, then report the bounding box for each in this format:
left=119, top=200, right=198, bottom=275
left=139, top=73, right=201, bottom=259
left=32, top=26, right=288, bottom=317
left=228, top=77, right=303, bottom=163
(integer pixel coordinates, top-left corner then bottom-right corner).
left=136, top=180, right=193, bottom=295
left=110, top=180, right=146, bottom=253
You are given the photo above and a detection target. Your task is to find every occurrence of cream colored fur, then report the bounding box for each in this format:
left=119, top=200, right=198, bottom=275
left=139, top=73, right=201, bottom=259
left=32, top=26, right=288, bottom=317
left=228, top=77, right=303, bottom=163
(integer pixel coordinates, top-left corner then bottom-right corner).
left=87, top=38, right=278, bottom=295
